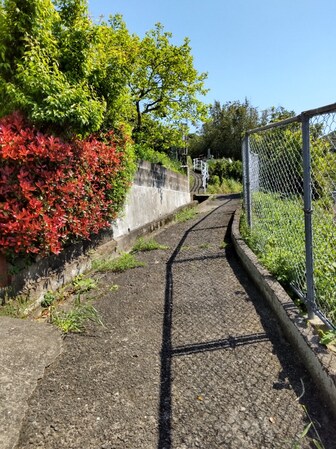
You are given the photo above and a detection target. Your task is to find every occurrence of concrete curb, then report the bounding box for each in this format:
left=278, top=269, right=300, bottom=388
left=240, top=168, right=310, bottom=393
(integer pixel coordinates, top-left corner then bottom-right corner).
left=231, top=206, right=336, bottom=419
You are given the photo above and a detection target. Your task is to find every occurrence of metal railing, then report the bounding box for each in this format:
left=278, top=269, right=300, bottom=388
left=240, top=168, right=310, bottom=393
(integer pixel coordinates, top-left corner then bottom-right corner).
left=193, top=158, right=209, bottom=191
left=242, top=103, right=336, bottom=328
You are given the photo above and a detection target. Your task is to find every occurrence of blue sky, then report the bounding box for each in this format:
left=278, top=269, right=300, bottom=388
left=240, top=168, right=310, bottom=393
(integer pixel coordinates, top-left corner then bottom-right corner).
left=88, top=0, right=336, bottom=116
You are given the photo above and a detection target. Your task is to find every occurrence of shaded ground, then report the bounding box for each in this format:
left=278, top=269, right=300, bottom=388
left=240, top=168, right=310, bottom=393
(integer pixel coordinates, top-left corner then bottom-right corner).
left=17, top=196, right=336, bottom=449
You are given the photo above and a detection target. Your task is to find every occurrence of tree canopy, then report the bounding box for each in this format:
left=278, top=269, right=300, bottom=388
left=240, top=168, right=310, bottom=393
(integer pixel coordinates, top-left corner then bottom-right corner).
left=0, top=0, right=208, bottom=142
left=129, top=24, right=208, bottom=142
left=189, top=99, right=259, bottom=160
left=188, top=101, right=299, bottom=160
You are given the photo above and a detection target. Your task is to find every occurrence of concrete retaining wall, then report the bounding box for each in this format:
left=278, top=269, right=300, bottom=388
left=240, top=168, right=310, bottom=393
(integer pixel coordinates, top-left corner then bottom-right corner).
left=113, top=161, right=190, bottom=238
left=231, top=206, right=336, bottom=418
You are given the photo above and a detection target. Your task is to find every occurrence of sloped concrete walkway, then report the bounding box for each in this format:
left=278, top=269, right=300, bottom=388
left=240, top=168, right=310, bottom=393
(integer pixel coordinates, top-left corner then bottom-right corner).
left=16, top=196, right=336, bottom=448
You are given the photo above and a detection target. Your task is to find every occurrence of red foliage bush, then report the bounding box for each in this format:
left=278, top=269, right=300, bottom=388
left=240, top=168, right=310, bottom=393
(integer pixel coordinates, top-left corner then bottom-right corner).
left=0, top=112, right=132, bottom=257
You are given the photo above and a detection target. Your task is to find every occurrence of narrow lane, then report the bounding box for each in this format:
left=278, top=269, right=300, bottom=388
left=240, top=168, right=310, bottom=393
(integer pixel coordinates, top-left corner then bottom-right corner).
left=17, top=196, right=336, bottom=449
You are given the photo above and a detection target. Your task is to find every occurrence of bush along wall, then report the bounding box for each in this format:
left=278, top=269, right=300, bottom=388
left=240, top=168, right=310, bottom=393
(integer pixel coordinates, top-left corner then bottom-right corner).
left=0, top=112, right=135, bottom=285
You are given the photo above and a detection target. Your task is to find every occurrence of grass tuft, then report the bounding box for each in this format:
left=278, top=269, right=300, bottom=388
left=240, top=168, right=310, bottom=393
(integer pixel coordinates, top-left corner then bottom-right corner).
left=92, top=252, right=145, bottom=273
left=175, top=208, right=197, bottom=223
left=51, top=297, right=102, bottom=333
left=0, top=294, right=29, bottom=318
left=207, top=178, right=242, bottom=194
left=132, top=237, right=169, bottom=252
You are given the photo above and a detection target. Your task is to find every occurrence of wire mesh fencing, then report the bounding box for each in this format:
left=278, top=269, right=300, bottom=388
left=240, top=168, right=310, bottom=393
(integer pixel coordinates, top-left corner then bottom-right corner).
left=242, top=104, right=336, bottom=328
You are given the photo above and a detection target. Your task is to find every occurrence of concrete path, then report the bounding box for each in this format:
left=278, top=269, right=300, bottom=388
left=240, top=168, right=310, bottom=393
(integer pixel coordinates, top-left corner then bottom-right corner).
left=0, top=317, right=62, bottom=449
left=4, top=196, right=336, bottom=448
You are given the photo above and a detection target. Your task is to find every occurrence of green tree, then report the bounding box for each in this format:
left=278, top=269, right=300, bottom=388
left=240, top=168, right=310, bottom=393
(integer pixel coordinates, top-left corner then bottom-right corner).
left=0, top=0, right=134, bottom=136
left=189, top=99, right=259, bottom=160
left=0, top=2, right=207, bottom=144
left=128, top=23, right=208, bottom=145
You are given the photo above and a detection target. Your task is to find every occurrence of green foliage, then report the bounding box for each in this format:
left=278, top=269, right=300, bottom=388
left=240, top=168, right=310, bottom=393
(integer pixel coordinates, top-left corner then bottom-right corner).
left=0, top=2, right=207, bottom=142
left=134, top=144, right=182, bottom=173
left=250, top=124, right=336, bottom=200
left=72, top=275, right=97, bottom=293
left=189, top=99, right=259, bottom=160
left=175, top=207, right=198, bottom=223
left=208, top=158, right=242, bottom=183
left=129, top=23, right=208, bottom=140
left=92, top=252, right=145, bottom=273
left=51, top=297, right=102, bottom=333
left=319, top=330, right=336, bottom=346
left=0, top=1, right=135, bottom=136
left=133, top=116, right=185, bottom=153
left=0, top=0, right=104, bottom=135
left=0, top=294, right=29, bottom=317
left=241, top=192, right=336, bottom=323
left=207, top=178, right=242, bottom=194
left=41, top=291, right=56, bottom=308
left=132, top=237, right=169, bottom=252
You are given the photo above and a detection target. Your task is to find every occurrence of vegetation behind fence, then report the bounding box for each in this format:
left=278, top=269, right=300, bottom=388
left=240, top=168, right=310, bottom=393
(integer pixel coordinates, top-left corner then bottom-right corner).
left=242, top=103, right=336, bottom=327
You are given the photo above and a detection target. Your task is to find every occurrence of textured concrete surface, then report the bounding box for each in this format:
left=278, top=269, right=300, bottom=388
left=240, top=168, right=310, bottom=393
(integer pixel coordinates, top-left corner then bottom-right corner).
left=5, top=195, right=336, bottom=449
left=0, top=318, right=62, bottom=449
left=112, top=161, right=190, bottom=238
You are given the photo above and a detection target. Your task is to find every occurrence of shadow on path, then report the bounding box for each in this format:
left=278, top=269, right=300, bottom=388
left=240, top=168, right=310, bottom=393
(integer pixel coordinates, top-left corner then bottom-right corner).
left=157, top=197, right=336, bottom=449
left=158, top=198, right=267, bottom=449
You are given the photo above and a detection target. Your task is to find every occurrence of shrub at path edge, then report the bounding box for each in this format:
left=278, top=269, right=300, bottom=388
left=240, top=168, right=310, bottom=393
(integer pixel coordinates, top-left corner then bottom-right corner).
left=0, top=112, right=135, bottom=260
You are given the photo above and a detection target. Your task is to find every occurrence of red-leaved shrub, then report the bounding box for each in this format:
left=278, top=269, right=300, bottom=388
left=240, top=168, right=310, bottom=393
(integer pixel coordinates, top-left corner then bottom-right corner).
left=0, top=112, right=133, bottom=257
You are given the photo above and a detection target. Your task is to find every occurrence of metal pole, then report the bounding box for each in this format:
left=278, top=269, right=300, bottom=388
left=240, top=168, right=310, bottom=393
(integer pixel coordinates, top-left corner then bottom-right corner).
left=243, top=134, right=252, bottom=228
left=301, top=113, right=316, bottom=320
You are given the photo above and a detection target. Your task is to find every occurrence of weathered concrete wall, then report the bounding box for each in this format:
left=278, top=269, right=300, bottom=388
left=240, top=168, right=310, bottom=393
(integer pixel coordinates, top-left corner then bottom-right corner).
left=112, top=161, right=190, bottom=238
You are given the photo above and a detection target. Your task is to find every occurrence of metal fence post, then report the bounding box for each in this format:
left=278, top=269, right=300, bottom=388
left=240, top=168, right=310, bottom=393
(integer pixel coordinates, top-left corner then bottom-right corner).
left=301, top=113, right=316, bottom=320
left=243, top=134, right=252, bottom=228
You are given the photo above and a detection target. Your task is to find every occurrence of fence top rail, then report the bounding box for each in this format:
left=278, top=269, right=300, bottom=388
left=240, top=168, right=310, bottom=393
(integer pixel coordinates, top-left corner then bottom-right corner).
left=302, top=101, right=336, bottom=117
left=246, top=115, right=300, bottom=135
left=246, top=101, right=336, bottom=136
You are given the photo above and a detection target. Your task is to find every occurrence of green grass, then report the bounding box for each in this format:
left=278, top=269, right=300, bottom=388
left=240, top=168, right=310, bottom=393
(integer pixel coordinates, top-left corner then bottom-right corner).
left=134, top=145, right=183, bottom=174
left=51, top=296, right=103, bottom=333
left=132, top=237, right=169, bottom=252
left=319, top=330, right=336, bottom=346
left=92, top=252, right=145, bottom=273
left=0, top=294, right=29, bottom=318
left=207, top=178, right=243, bottom=194
left=175, top=207, right=198, bottom=223
left=241, top=192, right=336, bottom=323
left=199, top=242, right=212, bottom=249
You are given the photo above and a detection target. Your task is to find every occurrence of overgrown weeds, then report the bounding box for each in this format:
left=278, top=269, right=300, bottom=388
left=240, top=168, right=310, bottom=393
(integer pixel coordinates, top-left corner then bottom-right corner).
left=50, top=294, right=103, bottom=334
left=207, top=178, right=242, bottom=194
left=175, top=208, right=197, bottom=223
left=73, top=275, right=97, bottom=293
left=240, top=192, right=336, bottom=323
left=132, top=237, right=169, bottom=252
left=92, top=252, right=145, bottom=273
left=0, top=294, right=30, bottom=318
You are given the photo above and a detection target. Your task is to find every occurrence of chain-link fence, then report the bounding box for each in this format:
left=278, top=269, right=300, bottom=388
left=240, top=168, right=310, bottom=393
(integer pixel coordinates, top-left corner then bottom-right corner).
left=242, top=103, right=336, bottom=328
